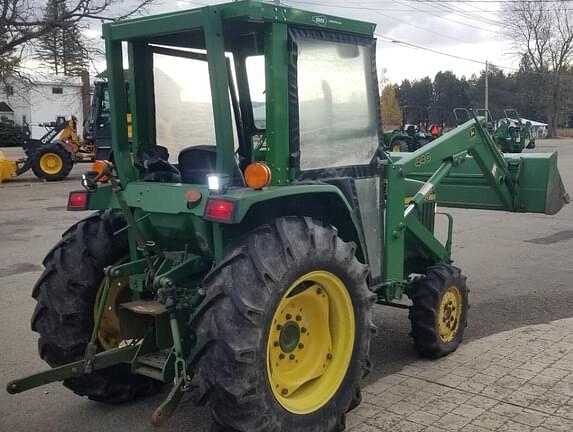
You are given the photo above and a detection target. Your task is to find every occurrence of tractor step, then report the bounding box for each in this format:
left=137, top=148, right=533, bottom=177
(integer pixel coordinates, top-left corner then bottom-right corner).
left=135, top=365, right=164, bottom=381
left=135, top=349, right=172, bottom=381
left=138, top=349, right=171, bottom=369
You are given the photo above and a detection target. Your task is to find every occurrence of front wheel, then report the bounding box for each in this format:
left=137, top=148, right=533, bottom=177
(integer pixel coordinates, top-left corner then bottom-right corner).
left=408, top=264, right=468, bottom=358
left=191, top=217, right=375, bottom=432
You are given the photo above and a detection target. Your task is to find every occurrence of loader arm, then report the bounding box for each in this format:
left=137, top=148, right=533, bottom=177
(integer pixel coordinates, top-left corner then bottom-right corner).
left=382, top=115, right=569, bottom=293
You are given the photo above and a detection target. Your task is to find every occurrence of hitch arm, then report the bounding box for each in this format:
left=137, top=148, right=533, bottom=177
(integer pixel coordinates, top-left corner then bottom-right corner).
left=6, top=345, right=138, bottom=395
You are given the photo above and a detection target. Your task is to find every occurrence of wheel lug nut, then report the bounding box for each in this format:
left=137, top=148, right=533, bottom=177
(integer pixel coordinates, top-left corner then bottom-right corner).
left=286, top=313, right=292, bottom=320
left=276, top=324, right=282, bottom=331
left=279, top=353, right=285, bottom=359
left=281, top=388, right=288, bottom=395
left=273, top=341, right=279, bottom=347
left=301, top=327, right=307, bottom=333
left=289, top=354, right=295, bottom=360
left=296, top=315, right=302, bottom=321
left=298, top=343, right=304, bottom=349
left=326, top=353, right=333, bottom=360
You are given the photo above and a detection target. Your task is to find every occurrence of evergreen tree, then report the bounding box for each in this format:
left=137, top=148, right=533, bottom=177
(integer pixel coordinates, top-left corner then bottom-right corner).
left=62, top=22, right=88, bottom=76
left=36, top=0, right=88, bottom=76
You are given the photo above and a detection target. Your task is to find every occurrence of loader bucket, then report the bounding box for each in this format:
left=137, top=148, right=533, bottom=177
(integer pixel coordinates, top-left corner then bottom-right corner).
left=0, top=151, right=17, bottom=184
left=403, top=152, right=569, bottom=215
left=511, top=152, right=571, bottom=215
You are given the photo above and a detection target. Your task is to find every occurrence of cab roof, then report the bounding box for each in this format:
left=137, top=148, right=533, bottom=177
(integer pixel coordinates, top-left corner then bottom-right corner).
left=103, top=0, right=376, bottom=41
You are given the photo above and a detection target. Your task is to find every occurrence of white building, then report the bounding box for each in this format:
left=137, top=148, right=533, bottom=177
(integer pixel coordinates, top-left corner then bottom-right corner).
left=0, top=75, right=89, bottom=139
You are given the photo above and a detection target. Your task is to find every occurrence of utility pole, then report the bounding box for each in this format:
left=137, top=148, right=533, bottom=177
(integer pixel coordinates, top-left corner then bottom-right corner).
left=485, top=60, right=489, bottom=113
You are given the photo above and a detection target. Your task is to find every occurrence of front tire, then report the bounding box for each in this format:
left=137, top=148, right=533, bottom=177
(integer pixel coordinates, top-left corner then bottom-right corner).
left=31, top=141, right=73, bottom=181
left=408, top=264, right=468, bottom=359
left=31, top=210, right=162, bottom=402
left=191, top=217, right=375, bottom=431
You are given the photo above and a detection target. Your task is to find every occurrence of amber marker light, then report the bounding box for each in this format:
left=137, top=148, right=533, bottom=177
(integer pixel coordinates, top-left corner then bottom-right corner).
left=91, top=160, right=110, bottom=182
left=244, top=162, right=272, bottom=190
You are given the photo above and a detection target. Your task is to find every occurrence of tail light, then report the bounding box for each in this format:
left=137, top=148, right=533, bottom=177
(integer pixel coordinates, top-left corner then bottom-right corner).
left=204, top=198, right=235, bottom=223
left=67, top=191, right=89, bottom=211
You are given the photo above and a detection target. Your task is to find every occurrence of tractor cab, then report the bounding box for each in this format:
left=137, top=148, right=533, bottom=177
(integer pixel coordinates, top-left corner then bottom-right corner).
left=102, top=4, right=381, bottom=193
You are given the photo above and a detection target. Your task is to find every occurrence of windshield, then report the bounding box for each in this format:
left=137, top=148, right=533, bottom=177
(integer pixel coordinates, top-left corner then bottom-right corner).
left=296, top=39, right=378, bottom=170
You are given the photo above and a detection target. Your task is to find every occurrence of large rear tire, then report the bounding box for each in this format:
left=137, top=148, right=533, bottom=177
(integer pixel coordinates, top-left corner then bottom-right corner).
left=31, top=210, right=162, bottom=402
left=31, top=141, right=73, bottom=181
left=190, top=217, right=376, bottom=431
left=409, top=264, right=468, bottom=359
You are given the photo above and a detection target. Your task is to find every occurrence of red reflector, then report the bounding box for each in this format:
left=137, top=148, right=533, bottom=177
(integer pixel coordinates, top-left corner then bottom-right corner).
left=67, top=191, right=89, bottom=211
left=204, top=199, right=235, bottom=222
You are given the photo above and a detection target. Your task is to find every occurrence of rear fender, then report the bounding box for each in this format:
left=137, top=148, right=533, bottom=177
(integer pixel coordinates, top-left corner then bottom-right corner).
left=232, top=188, right=368, bottom=264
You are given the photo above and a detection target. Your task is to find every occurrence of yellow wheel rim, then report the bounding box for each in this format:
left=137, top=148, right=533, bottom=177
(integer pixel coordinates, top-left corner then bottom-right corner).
left=93, top=274, right=129, bottom=350
left=39, top=153, right=63, bottom=175
left=391, top=144, right=401, bottom=152
left=438, top=286, right=463, bottom=343
left=266, top=271, right=355, bottom=415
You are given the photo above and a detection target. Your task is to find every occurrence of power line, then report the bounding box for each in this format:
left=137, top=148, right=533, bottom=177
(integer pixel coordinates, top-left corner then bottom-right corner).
left=426, top=0, right=506, bottom=26
left=285, top=0, right=573, bottom=81
left=378, top=33, right=573, bottom=83
left=377, top=33, right=485, bottom=64
left=288, top=0, right=503, bottom=33
left=286, top=0, right=478, bottom=43
left=393, top=0, right=502, bottom=32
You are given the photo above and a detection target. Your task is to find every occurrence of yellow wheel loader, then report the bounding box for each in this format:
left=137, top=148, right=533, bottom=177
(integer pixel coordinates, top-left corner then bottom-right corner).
left=0, top=116, right=96, bottom=183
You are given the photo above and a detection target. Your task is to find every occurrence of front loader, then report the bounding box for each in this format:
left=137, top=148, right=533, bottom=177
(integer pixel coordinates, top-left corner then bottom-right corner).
left=6, top=2, right=570, bottom=431
left=0, top=81, right=124, bottom=184
left=0, top=116, right=91, bottom=183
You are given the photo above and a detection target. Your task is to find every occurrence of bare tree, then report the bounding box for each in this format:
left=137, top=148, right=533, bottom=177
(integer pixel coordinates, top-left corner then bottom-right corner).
left=0, top=0, right=154, bottom=79
left=505, top=0, right=573, bottom=136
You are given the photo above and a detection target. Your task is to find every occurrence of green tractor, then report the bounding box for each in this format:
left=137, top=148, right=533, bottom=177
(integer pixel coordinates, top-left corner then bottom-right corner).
left=383, top=105, right=438, bottom=152
left=384, top=105, right=434, bottom=152
left=493, top=109, right=536, bottom=153
left=6, top=2, right=570, bottom=431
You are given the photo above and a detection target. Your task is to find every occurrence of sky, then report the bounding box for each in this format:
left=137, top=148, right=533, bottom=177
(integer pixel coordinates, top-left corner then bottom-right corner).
left=170, top=0, right=512, bottom=84
left=78, top=0, right=513, bottom=84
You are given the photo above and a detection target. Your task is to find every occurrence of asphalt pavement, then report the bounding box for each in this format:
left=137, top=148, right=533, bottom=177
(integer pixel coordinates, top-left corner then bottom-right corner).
left=0, top=140, right=572, bottom=431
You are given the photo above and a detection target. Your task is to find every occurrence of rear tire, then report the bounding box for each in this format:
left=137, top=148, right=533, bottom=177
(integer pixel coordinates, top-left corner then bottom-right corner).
left=408, top=264, right=468, bottom=359
left=31, top=141, right=73, bottom=181
left=31, top=209, right=162, bottom=402
left=190, top=217, right=376, bottom=432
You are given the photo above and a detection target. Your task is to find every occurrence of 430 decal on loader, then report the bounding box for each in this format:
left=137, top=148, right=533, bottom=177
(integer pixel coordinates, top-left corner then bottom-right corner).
left=6, top=2, right=570, bottom=431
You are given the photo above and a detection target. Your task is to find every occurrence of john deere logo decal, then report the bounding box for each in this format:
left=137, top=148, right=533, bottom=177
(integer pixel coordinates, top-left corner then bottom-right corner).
left=312, top=15, right=327, bottom=26
left=469, top=127, right=476, bottom=137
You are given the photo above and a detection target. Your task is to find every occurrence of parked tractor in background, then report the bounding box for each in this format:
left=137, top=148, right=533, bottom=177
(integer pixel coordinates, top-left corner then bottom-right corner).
left=455, top=108, right=535, bottom=154
left=6, top=2, right=570, bottom=431
left=426, top=105, right=446, bottom=138
left=384, top=105, right=434, bottom=152
left=493, top=109, right=536, bottom=153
